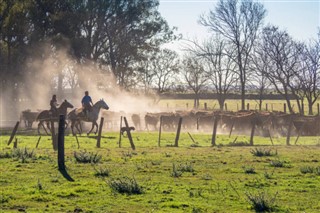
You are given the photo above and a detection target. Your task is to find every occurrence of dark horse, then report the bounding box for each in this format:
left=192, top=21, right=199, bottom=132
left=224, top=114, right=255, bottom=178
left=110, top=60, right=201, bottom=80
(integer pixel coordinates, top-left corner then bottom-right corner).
left=68, top=99, right=109, bottom=135
left=36, top=100, right=74, bottom=135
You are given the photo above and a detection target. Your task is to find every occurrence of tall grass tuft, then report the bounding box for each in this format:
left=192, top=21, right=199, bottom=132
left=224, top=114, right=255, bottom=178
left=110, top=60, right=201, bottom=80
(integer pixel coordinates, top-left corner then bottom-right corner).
left=108, top=177, right=143, bottom=195
left=94, top=166, right=110, bottom=177
left=171, top=163, right=182, bottom=178
left=245, top=191, right=278, bottom=212
left=300, top=166, right=314, bottom=174
left=74, top=150, right=101, bottom=164
left=250, top=148, right=277, bottom=157
left=12, top=147, right=36, bottom=163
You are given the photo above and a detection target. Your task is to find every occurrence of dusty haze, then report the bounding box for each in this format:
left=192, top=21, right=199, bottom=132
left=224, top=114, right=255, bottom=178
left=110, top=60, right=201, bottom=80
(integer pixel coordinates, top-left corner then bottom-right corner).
left=0, top=45, right=164, bottom=126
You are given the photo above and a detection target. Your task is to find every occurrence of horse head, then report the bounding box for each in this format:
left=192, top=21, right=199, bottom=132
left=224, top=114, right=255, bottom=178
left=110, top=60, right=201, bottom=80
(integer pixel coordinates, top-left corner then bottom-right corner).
left=60, top=99, right=74, bottom=109
left=95, top=99, right=109, bottom=110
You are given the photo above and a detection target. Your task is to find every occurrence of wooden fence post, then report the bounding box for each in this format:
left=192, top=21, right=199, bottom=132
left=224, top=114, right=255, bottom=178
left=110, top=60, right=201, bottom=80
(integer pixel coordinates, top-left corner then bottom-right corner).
left=211, top=115, right=219, bottom=146
left=284, top=103, right=287, bottom=114
left=7, top=121, right=19, bottom=145
left=96, top=117, right=104, bottom=148
left=286, top=118, right=293, bottom=146
left=249, top=116, right=256, bottom=146
left=58, top=115, right=65, bottom=171
left=225, top=103, right=228, bottom=111
left=51, top=118, right=57, bottom=150
left=247, top=103, right=250, bottom=111
left=13, top=138, right=18, bottom=148
left=266, top=103, right=268, bottom=111
left=186, top=103, right=188, bottom=109
left=158, top=116, right=162, bottom=147
left=174, top=117, right=183, bottom=147
left=118, top=116, right=123, bottom=148
left=123, top=117, right=135, bottom=150
left=204, top=103, right=207, bottom=110
left=317, top=103, right=320, bottom=115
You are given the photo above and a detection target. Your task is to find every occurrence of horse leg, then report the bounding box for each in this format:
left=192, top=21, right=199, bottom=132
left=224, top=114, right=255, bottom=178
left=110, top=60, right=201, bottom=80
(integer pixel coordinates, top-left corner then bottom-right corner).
left=94, top=122, right=98, bottom=134
left=87, top=122, right=95, bottom=135
left=37, top=122, right=42, bottom=135
left=75, top=121, right=82, bottom=135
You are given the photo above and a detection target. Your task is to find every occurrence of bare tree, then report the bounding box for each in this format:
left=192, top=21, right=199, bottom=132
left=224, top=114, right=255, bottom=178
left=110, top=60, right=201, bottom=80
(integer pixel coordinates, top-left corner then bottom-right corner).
left=151, top=49, right=180, bottom=96
left=183, top=36, right=237, bottom=110
left=297, top=33, right=320, bottom=115
left=181, top=56, right=208, bottom=109
left=199, top=0, right=266, bottom=110
left=250, top=38, right=272, bottom=111
left=260, top=26, right=303, bottom=114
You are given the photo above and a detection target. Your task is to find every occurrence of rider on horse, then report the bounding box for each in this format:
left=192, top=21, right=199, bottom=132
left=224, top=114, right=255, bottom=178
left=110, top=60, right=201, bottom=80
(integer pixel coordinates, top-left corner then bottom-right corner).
left=50, top=94, right=59, bottom=116
left=81, top=91, right=93, bottom=117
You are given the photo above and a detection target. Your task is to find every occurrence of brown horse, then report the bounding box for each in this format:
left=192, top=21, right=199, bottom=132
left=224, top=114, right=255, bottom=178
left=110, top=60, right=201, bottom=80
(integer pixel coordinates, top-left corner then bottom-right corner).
left=36, top=100, right=74, bottom=135
left=68, top=99, right=109, bottom=135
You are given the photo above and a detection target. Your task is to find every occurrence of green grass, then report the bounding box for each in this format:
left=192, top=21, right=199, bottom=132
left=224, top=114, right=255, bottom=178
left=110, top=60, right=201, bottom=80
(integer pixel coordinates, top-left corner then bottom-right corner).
left=1, top=132, right=320, bottom=212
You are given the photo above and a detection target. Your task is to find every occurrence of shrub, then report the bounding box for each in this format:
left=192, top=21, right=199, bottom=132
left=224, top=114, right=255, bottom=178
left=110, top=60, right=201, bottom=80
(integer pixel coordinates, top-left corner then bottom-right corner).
left=171, top=163, right=182, bottom=178
left=74, top=150, right=101, bottom=164
left=270, top=159, right=287, bottom=168
left=246, top=191, right=278, bottom=212
left=251, top=148, right=277, bottom=157
left=315, top=167, right=320, bottom=176
left=178, top=162, right=195, bottom=173
left=94, top=166, right=110, bottom=177
left=12, top=147, right=36, bottom=163
left=108, top=177, right=143, bottom=195
left=243, top=166, right=256, bottom=174
left=300, top=166, right=314, bottom=174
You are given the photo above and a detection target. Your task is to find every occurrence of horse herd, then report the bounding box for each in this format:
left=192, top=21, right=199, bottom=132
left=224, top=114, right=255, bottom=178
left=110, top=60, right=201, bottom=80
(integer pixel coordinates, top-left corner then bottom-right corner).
left=21, top=102, right=320, bottom=137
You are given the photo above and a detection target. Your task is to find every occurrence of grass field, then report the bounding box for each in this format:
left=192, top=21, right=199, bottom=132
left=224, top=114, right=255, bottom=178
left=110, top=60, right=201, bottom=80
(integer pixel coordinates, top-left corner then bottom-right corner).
left=1, top=131, right=320, bottom=212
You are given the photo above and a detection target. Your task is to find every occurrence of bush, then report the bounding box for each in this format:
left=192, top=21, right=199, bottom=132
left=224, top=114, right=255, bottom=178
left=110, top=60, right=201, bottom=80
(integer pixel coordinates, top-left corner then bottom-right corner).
left=74, top=150, right=101, bottom=164
left=178, top=162, right=195, bottom=173
left=171, top=163, right=182, bottom=178
left=108, top=177, right=143, bottom=195
left=246, top=191, right=278, bottom=212
left=94, top=166, right=110, bottom=177
left=251, top=148, right=277, bottom=157
left=300, top=166, right=314, bottom=174
left=12, top=147, right=36, bottom=163
left=243, top=166, right=256, bottom=174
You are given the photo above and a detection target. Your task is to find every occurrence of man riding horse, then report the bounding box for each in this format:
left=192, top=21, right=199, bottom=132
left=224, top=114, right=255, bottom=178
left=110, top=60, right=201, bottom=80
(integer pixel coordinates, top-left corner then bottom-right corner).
left=50, top=94, right=59, bottom=117
left=81, top=91, right=93, bottom=117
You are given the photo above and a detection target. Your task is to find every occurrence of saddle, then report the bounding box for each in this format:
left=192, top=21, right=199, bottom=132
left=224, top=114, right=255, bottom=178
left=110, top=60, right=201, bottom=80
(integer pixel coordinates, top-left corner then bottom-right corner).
left=75, top=107, right=90, bottom=118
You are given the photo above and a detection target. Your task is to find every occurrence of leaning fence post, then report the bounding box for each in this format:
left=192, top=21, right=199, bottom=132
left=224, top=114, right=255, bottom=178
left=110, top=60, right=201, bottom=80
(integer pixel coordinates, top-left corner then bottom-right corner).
left=58, top=115, right=65, bottom=171
left=286, top=117, right=293, bottom=146
left=174, top=117, right=183, bottom=147
left=123, top=117, right=135, bottom=150
left=8, top=121, right=19, bottom=145
left=96, top=117, right=104, bottom=148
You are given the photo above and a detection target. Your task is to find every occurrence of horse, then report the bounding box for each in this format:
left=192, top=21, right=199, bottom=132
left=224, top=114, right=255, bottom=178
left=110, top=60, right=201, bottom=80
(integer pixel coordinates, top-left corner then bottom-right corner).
left=36, top=100, right=74, bottom=135
left=68, top=99, right=109, bottom=136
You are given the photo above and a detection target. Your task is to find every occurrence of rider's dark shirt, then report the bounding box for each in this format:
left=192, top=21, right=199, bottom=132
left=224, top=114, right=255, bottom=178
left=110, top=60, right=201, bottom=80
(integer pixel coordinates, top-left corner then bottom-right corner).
left=81, top=95, right=92, bottom=107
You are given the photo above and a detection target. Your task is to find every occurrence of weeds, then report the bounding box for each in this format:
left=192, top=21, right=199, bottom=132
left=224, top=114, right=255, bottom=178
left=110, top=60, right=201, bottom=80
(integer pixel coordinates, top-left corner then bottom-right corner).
left=178, top=162, right=195, bottom=173
left=251, top=148, right=277, bottom=157
left=243, top=166, right=256, bottom=174
left=74, top=150, right=101, bottom=164
left=245, top=191, right=278, bottom=212
left=171, top=163, right=182, bottom=178
left=94, top=166, right=110, bottom=177
left=108, top=177, right=143, bottom=195
left=300, top=166, right=320, bottom=175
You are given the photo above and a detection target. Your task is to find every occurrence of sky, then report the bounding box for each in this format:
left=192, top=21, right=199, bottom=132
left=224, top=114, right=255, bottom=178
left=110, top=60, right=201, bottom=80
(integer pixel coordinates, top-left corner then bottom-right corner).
left=158, top=0, right=320, bottom=52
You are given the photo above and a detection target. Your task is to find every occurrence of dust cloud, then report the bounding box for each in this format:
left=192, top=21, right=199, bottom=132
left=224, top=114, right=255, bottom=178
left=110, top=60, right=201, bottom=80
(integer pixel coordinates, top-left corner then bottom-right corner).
left=1, top=44, right=163, bottom=126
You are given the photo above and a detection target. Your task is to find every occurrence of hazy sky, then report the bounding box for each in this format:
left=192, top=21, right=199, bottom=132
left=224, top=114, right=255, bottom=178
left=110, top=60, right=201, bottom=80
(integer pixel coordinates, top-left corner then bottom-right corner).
left=159, top=0, right=320, bottom=51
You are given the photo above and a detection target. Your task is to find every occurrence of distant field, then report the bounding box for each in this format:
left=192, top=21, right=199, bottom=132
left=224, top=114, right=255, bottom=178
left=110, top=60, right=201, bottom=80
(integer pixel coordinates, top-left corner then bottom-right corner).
left=159, top=99, right=320, bottom=114
left=1, top=131, right=320, bottom=212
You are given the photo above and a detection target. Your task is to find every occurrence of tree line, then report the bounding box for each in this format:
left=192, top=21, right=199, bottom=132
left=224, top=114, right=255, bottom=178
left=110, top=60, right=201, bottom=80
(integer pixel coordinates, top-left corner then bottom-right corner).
left=0, top=0, right=319, bottom=116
